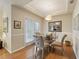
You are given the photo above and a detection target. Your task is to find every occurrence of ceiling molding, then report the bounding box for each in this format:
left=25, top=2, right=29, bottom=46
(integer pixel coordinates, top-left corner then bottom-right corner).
left=12, top=5, right=44, bottom=18
left=12, top=0, right=75, bottom=17
left=12, top=0, right=33, bottom=6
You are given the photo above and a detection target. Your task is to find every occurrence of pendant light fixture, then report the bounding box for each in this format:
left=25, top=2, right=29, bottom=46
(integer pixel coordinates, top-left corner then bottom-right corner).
left=45, top=15, right=52, bottom=20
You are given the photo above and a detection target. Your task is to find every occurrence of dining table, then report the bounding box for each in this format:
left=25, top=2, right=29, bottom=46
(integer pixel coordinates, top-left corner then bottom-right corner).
left=33, top=33, right=56, bottom=52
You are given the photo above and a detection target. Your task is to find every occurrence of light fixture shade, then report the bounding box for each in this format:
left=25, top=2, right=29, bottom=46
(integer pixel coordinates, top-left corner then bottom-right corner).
left=45, top=15, right=52, bottom=20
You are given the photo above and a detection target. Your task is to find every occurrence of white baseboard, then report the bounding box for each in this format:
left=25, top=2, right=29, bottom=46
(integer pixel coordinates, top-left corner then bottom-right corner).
left=25, top=41, right=34, bottom=47
left=4, top=47, right=12, bottom=53
left=12, top=41, right=34, bottom=53
left=11, top=46, right=26, bottom=53
left=11, top=41, right=34, bottom=53
left=4, top=41, right=34, bottom=53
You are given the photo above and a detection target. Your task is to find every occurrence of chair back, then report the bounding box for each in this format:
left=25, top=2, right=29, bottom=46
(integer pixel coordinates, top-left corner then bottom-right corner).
left=46, top=33, right=53, bottom=40
left=34, top=36, right=44, bottom=49
left=61, top=34, right=67, bottom=45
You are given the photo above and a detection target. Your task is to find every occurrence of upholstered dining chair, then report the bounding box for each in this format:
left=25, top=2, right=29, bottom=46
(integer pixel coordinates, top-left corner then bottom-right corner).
left=51, top=34, right=67, bottom=55
left=34, top=35, right=44, bottom=59
left=44, top=33, right=54, bottom=52
left=43, top=37, right=50, bottom=52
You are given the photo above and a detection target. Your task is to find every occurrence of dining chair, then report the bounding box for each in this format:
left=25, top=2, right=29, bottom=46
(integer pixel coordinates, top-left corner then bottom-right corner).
left=44, top=33, right=54, bottom=52
left=43, top=37, right=50, bottom=53
left=51, top=34, right=67, bottom=55
left=34, top=35, right=44, bottom=59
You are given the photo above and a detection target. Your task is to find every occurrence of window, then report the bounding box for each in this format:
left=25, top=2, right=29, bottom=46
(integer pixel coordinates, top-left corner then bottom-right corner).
left=24, top=19, right=40, bottom=43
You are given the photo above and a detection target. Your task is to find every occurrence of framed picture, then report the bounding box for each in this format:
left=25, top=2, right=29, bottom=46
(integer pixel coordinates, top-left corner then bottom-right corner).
left=3, top=17, right=8, bottom=33
left=14, top=21, right=21, bottom=29
left=48, top=21, right=62, bottom=32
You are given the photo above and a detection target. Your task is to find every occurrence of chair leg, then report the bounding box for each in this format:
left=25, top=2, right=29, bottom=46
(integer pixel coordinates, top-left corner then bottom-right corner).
left=52, top=46, right=55, bottom=52
left=42, top=48, right=44, bottom=59
left=34, top=46, right=38, bottom=59
left=62, top=47, right=64, bottom=55
left=33, top=47, right=36, bottom=59
left=47, top=47, right=49, bottom=53
left=34, top=47, right=44, bottom=59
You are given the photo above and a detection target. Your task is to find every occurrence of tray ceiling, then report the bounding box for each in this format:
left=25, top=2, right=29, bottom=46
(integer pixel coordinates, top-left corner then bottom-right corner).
left=12, top=0, right=76, bottom=17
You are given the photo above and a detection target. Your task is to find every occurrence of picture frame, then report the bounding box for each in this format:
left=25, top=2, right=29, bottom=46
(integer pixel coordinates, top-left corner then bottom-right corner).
left=14, top=20, right=21, bottom=29
left=48, top=21, right=62, bottom=32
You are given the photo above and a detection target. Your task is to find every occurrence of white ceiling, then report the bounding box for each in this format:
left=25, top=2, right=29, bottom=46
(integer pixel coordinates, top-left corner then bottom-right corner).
left=12, top=0, right=76, bottom=17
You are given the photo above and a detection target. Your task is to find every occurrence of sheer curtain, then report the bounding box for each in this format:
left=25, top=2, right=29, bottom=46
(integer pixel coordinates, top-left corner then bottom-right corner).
left=24, top=19, right=40, bottom=43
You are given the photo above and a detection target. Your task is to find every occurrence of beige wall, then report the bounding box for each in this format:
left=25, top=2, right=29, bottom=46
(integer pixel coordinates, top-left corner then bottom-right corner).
left=73, top=0, right=79, bottom=18
left=0, top=0, right=11, bottom=53
left=0, top=3, right=3, bottom=37
left=11, top=5, right=43, bottom=52
left=43, top=14, right=72, bottom=34
left=43, top=14, right=73, bottom=43
left=72, top=0, right=79, bottom=59
left=3, top=0, right=11, bottom=53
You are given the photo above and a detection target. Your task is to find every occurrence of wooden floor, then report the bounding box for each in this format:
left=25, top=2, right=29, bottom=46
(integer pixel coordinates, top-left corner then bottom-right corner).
left=0, top=45, right=76, bottom=59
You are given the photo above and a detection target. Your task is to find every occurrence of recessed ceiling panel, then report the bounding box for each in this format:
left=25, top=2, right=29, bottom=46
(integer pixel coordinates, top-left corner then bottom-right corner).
left=12, top=0, right=75, bottom=17
left=24, top=0, right=68, bottom=17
